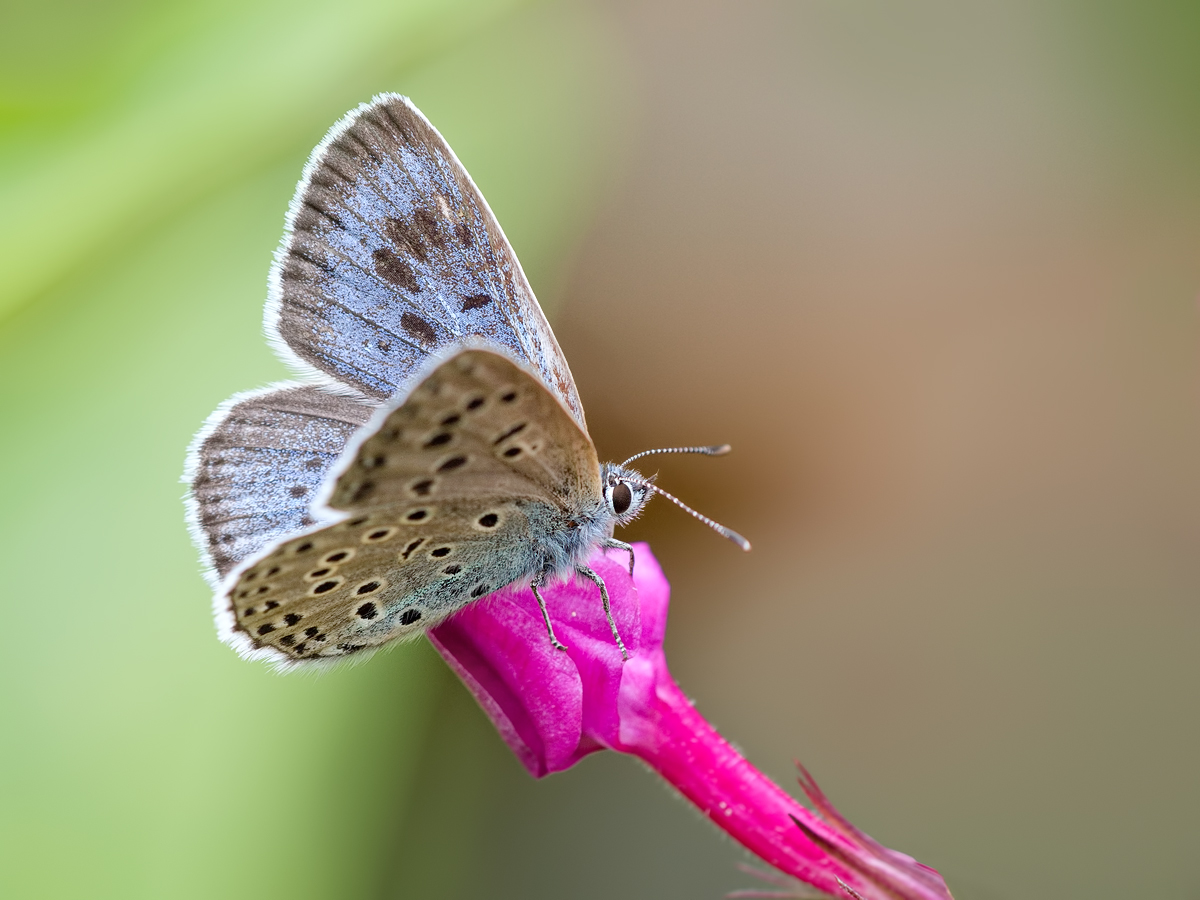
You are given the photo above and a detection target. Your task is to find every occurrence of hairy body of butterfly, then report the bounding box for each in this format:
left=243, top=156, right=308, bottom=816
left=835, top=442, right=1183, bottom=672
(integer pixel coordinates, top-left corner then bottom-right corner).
left=184, top=94, right=744, bottom=668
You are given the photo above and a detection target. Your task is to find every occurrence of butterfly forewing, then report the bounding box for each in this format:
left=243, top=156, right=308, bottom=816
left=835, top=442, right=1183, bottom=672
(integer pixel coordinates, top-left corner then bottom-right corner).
left=270, top=94, right=586, bottom=431
left=328, top=349, right=602, bottom=512
left=221, top=349, right=603, bottom=665
left=186, top=383, right=373, bottom=582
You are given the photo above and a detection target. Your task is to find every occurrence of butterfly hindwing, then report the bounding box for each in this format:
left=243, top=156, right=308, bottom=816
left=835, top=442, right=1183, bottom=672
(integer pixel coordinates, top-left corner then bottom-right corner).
left=268, top=93, right=586, bottom=432
left=185, top=383, right=373, bottom=583
left=224, top=497, right=543, bottom=664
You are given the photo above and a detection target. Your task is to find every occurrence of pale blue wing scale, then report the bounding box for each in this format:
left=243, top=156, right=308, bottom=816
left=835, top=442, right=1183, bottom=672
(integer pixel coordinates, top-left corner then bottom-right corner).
left=184, top=383, right=373, bottom=584
left=267, top=94, right=586, bottom=432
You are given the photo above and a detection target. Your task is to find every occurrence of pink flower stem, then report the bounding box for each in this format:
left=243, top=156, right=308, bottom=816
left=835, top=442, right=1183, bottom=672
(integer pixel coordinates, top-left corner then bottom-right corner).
left=616, top=670, right=953, bottom=900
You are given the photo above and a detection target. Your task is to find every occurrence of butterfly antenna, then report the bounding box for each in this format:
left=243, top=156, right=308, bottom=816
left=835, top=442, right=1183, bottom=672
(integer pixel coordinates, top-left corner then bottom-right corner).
left=631, top=480, right=751, bottom=551
left=621, top=444, right=731, bottom=467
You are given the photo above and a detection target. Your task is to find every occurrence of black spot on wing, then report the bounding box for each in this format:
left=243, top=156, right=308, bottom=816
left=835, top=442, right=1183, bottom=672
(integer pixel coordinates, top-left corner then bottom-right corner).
left=462, top=294, right=491, bottom=311
left=372, top=248, right=418, bottom=292
left=414, top=209, right=446, bottom=248
left=384, top=216, right=428, bottom=261
left=493, top=422, right=527, bottom=444
left=400, top=312, right=436, bottom=344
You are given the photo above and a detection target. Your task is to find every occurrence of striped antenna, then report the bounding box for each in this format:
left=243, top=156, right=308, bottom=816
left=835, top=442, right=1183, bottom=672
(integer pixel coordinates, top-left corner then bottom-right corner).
left=631, top=480, right=751, bottom=552
left=621, top=444, right=731, bottom=467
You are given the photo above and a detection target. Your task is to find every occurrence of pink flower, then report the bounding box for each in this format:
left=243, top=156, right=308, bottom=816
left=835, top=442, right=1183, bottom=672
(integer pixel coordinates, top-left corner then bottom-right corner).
left=429, top=544, right=954, bottom=900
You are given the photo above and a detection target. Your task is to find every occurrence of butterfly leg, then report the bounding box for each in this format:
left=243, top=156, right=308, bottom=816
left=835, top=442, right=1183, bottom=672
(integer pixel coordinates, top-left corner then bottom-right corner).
left=603, top=539, right=635, bottom=577
left=576, top=565, right=629, bottom=661
left=531, top=571, right=568, bottom=652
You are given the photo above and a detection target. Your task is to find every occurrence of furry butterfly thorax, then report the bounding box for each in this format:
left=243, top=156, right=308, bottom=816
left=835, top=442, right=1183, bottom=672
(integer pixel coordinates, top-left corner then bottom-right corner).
left=184, top=94, right=746, bottom=668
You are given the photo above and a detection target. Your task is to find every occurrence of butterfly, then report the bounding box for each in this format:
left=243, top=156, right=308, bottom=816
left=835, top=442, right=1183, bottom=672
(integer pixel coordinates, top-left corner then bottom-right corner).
left=184, top=94, right=748, bottom=668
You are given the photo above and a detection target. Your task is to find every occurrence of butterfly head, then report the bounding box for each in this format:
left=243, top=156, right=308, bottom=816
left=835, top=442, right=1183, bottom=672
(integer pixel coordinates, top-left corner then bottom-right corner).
left=601, top=462, right=654, bottom=528
left=598, top=445, right=752, bottom=551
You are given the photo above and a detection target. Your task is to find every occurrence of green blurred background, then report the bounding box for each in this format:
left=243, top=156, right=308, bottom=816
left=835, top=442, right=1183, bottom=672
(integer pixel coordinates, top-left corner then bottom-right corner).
left=1, top=1, right=1198, bottom=898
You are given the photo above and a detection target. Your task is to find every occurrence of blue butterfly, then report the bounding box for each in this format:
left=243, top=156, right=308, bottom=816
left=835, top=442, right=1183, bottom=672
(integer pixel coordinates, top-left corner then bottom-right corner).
left=184, top=95, right=746, bottom=667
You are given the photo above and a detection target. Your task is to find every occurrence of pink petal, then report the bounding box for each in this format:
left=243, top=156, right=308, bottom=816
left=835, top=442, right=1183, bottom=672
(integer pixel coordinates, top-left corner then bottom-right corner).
left=429, top=542, right=666, bottom=776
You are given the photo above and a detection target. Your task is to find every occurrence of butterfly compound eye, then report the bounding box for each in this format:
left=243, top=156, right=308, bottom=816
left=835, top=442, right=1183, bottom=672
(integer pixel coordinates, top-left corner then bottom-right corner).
left=611, top=482, right=633, bottom=515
